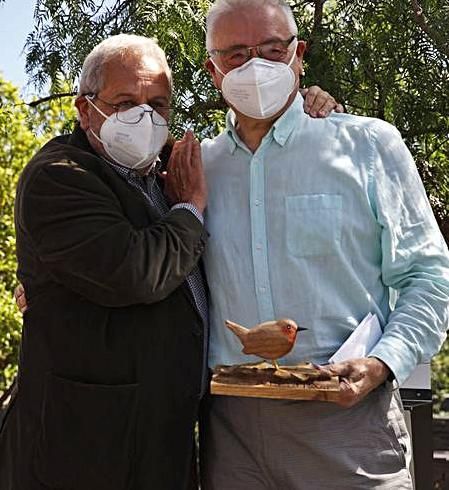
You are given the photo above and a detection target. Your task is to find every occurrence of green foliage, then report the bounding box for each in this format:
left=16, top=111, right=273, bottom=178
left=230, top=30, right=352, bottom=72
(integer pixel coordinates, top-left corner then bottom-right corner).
left=1, top=0, right=448, bottom=407
left=432, top=339, right=449, bottom=412
left=0, top=77, right=75, bottom=392
left=298, top=0, right=449, bottom=230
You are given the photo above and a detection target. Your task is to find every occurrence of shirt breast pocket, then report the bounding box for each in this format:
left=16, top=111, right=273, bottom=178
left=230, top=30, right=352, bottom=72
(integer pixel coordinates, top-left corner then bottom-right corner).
left=285, top=194, right=342, bottom=258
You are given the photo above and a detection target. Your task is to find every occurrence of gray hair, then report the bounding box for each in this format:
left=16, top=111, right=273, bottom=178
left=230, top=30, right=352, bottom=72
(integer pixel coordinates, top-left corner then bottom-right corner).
left=78, top=34, right=172, bottom=95
left=206, top=0, right=298, bottom=51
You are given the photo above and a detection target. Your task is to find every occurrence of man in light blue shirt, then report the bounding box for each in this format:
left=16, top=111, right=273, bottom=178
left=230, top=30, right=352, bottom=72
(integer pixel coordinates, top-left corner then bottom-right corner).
left=199, top=0, right=449, bottom=488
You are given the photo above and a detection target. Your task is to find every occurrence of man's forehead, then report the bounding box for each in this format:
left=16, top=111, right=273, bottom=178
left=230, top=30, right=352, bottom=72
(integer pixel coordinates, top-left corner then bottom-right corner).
left=210, top=4, right=291, bottom=49
left=100, top=55, right=170, bottom=97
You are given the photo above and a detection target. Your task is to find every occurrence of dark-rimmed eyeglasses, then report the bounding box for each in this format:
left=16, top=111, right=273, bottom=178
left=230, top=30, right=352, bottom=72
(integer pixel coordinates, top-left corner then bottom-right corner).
left=209, top=36, right=297, bottom=70
left=85, top=94, right=170, bottom=126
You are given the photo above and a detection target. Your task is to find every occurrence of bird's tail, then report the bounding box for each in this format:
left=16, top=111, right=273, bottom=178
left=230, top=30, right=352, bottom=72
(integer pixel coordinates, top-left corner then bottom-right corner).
left=225, top=320, right=249, bottom=341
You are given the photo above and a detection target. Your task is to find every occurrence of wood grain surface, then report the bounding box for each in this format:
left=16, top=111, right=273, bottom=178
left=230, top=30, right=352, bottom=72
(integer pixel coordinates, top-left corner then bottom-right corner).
left=211, top=362, right=341, bottom=402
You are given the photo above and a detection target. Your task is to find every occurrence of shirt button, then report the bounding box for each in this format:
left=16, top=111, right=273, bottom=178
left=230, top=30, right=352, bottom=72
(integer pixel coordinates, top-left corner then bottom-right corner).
left=259, top=286, right=267, bottom=293
left=255, top=200, right=261, bottom=206
left=256, top=244, right=262, bottom=250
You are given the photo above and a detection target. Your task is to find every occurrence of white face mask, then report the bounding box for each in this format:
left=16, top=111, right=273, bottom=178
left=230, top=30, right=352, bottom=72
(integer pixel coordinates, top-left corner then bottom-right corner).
left=86, top=96, right=169, bottom=170
left=212, top=41, right=298, bottom=120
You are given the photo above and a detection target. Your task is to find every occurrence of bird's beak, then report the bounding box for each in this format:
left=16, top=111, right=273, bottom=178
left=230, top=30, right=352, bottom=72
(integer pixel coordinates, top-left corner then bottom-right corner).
left=297, top=327, right=308, bottom=332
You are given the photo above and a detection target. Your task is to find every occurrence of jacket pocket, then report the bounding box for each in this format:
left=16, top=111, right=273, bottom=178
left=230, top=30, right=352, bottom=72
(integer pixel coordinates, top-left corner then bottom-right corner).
left=34, top=373, right=138, bottom=490
left=285, top=194, right=342, bottom=258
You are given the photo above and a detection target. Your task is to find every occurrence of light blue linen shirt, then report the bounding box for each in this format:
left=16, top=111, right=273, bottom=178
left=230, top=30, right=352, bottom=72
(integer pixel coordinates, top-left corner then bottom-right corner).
left=201, top=93, right=449, bottom=386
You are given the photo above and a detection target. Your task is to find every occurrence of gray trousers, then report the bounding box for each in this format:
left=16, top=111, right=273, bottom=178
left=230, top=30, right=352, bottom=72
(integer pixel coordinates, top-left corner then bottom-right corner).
left=199, top=384, right=412, bottom=490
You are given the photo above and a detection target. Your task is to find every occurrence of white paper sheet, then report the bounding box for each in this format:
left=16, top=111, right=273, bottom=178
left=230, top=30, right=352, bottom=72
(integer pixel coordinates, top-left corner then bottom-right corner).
left=328, top=313, right=383, bottom=364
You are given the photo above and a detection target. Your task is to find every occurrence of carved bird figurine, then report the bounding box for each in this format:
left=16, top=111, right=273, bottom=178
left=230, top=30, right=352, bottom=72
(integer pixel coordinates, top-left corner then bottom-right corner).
left=225, top=318, right=307, bottom=370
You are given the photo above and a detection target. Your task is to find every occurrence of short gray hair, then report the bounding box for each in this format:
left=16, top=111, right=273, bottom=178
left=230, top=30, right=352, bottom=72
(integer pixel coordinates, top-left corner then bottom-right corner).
left=78, top=34, right=172, bottom=95
left=206, top=0, right=298, bottom=51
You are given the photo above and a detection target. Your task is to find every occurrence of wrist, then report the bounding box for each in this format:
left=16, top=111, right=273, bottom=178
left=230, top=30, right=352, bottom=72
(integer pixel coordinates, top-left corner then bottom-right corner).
left=171, top=202, right=204, bottom=224
left=189, top=199, right=206, bottom=214
left=369, top=356, right=392, bottom=383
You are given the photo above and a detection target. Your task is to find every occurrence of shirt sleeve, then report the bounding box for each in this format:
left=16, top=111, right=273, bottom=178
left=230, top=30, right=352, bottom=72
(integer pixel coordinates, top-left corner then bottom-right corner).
left=366, top=120, right=449, bottom=385
left=171, top=203, right=204, bottom=225
left=17, top=160, right=208, bottom=307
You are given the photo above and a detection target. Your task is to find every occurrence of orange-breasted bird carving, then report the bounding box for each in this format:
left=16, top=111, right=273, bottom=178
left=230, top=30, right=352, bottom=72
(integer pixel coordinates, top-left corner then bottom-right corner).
left=225, top=318, right=307, bottom=370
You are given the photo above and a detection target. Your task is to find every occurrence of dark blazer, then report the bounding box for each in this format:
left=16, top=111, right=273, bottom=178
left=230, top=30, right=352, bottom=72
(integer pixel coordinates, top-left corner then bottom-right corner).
left=0, top=126, right=208, bottom=490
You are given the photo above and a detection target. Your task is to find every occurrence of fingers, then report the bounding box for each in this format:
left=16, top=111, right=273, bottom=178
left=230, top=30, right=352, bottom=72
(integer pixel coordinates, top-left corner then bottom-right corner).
left=164, top=131, right=206, bottom=212
left=323, top=361, right=355, bottom=378
left=14, top=283, right=24, bottom=298
left=191, top=138, right=202, bottom=169
left=303, top=85, right=341, bottom=118
left=316, top=93, right=339, bottom=117
left=168, top=131, right=195, bottom=167
left=167, top=132, right=193, bottom=183
left=337, top=377, right=363, bottom=408
left=14, top=283, right=28, bottom=314
left=302, top=86, right=318, bottom=115
left=329, top=358, right=389, bottom=408
left=329, top=363, right=365, bottom=408
left=184, top=130, right=193, bottom=169
left=316, top=362, right=361, bottom=407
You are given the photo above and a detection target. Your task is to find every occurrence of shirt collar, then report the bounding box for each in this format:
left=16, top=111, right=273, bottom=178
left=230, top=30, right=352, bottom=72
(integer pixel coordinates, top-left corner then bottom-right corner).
left=224, top=92, right=306, bottom=153
left=104, top=155, right=161, bottom=180
left=272, top=92, right=305, bottom=145
left=225, top=110, right=239, bottom=154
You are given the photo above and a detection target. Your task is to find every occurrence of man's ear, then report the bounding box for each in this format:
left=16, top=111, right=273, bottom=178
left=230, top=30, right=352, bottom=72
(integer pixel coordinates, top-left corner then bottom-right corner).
left=204, top=58, right=221, bottom=90
left=75, top=95, right=90, bottom=131
left=295, top=40, right=307, bottom=74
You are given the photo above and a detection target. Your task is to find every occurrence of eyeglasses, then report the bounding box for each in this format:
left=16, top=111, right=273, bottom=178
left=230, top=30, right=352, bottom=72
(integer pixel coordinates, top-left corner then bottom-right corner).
left=86, top=94, right=170, bottom=126
left=209, top=36, right=297, bottom=70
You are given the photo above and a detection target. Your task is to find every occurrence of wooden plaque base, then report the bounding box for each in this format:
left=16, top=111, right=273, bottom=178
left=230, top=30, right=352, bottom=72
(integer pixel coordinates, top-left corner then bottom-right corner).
left=211, top=361, right=340, bottom=402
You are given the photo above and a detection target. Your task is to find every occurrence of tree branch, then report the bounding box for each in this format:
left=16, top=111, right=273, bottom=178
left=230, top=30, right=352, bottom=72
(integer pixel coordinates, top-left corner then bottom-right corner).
left=411, top=0, right=449, bottom=59
left=26, top=92, right=77, bottom=108
left=424, top=135, right=449, bottom=161
left=308, top=0, right=328, bottom=49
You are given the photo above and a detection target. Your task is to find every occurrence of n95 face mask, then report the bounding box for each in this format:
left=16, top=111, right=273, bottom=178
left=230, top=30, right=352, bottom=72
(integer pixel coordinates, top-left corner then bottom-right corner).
left=213, top=43, right=298, bottom=120
left=86, top=97, right=169, bottom=170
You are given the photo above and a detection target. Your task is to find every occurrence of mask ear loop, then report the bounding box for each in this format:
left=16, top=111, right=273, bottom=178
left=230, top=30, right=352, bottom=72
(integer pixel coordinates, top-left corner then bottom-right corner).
left=286, top=39, right=302, bottom=94
left=210, top=58, right=226, bottom=77
left=287, top=39, right=299, bottom=68
left=84, top=95, right=110, bottom=153
left=85, top=94, right=110, bottom=119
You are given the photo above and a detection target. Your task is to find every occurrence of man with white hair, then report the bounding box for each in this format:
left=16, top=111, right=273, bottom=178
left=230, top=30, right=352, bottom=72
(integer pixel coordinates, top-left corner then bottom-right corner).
left=0, top=34, right=209, bottom=490
left=200, top=0, right=449, bottom=488
left=1, top=33, right=338, bottom=490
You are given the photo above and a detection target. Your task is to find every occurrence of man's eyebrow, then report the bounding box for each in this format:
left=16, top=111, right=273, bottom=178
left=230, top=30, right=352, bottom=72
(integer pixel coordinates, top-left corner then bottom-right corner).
left=149, top=96, right=170, bottom=106
left=112, top=92, right=136, bottom=99
left=111, top=94, right=170, bottom=105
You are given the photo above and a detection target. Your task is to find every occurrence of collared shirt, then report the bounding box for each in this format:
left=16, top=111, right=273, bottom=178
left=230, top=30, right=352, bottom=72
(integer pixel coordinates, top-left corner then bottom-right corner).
left=201, top=94, right=449, bottom=385
left=106, top=160, right=209, bottom=393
